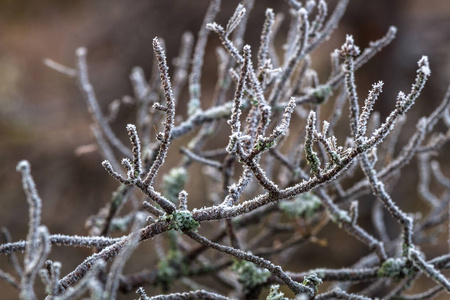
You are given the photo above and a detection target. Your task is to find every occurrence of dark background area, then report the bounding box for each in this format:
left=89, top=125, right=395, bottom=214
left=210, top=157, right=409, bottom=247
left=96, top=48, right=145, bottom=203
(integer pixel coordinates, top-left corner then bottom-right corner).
left=1, top=0, right=450, bottom=299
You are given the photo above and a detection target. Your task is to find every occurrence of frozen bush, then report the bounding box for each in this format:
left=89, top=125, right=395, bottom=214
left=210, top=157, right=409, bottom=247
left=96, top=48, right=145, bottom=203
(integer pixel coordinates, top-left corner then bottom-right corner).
left=2, top=0, right=450, bottom=299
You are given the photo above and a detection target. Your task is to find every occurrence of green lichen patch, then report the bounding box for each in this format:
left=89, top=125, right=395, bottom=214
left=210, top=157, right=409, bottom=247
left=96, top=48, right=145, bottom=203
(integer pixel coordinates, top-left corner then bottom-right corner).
left=156, top=249, right=189, bottom=291
left=161, top=167, right=187, bottom=203
left=378, top=257, right=414, bottom=281
left=231, top=260, right=271, bottom=290
left=266, top=285, right=289, bottom=300
left=329, top=209, right=351, bottom=226
left=279, top=193, right=322, bottom=219
left=312, top=85, right=332, bottom=104
left=302, top=273, right=322, bottom=292
left=159, top=211, right=199, bottom=233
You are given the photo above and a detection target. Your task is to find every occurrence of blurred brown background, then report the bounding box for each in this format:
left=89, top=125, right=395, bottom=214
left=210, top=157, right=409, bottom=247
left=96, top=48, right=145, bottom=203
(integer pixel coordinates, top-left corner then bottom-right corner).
left=1, top=0, right=450, bottom=299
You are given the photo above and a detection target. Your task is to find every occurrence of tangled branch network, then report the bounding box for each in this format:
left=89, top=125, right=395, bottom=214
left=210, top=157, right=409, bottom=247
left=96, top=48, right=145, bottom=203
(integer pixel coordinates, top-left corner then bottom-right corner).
left=2, top=0, right=450, bottom=299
